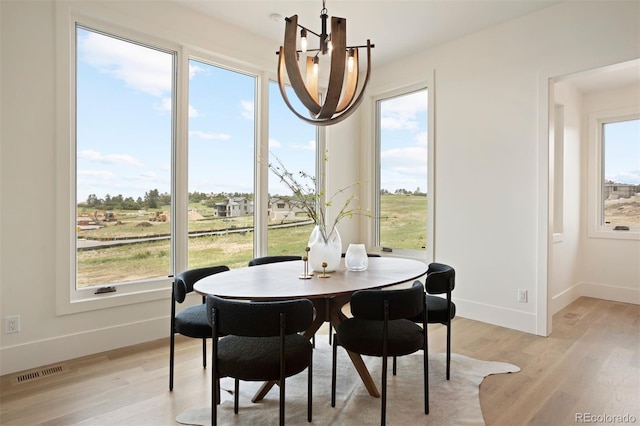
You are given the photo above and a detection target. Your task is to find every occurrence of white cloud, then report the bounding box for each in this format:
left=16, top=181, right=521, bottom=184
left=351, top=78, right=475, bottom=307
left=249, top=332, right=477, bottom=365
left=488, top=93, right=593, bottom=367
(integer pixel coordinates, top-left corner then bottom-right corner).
left=240, top=100, right=254, bottom=120
left=189, top=62, right=208, bottom=79
left=189, top=130, right=231, bottom=141
left=269, top=138, right=283, bottom=149
left=77, top=170, right=115, bottom=179
left=79, top=31, right=172, bottom=98
left=189, top=105, right=202, bottom=118
left=154, top=98, right=172, bottom=113
left=291, top=139, right=316, bottom=151
left=78, top=149, right=144, bottom=167
left=381, top=146, right=428, bottom=166
left=415, top=131, right=428, bottom=146
left=380, top=90, right=428, bottom=130
left=606, top=169, right=640, bottom=185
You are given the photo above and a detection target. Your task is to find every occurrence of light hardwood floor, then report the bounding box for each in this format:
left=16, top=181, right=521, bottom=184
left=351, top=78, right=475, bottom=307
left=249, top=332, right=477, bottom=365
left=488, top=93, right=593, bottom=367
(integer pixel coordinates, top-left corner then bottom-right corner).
left=1, top=297, right=638, bottom=425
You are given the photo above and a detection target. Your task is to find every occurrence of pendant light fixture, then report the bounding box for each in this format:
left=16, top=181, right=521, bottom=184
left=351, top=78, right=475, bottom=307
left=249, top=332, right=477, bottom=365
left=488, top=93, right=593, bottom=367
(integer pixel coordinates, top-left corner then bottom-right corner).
left=276, top=0, right=374, bottom=126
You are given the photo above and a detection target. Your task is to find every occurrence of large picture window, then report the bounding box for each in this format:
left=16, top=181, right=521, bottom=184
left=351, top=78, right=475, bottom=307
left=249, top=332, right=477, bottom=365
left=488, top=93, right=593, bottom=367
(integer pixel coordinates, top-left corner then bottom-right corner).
left=63, top=18, right=319, bottom=309
left=187, top=60, right=257, bottom=270
left=267, top=81, right=317, bottom=255
left=75, top=26, right=175, bottom=288
left=376, top=88, right=428, bottom=253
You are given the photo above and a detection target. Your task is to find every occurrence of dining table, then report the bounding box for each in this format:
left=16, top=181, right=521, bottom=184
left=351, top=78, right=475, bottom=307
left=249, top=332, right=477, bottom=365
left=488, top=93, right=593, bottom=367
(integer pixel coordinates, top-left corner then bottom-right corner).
left=193, top=256, right=428, bottom=400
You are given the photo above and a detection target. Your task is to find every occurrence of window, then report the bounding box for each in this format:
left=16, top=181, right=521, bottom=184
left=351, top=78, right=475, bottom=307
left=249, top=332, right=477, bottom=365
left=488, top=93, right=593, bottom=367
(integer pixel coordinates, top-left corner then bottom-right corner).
left=267, top=81, right=317, bottom=255
left=75, top=26, right=175, bottom=289
left=58, top=8, right=320, bottom=312
left=588, top=107, right=640, bottom=239
left=375, top=88, right=429, bottom=253
left=187, top=59, right=256, bottom=270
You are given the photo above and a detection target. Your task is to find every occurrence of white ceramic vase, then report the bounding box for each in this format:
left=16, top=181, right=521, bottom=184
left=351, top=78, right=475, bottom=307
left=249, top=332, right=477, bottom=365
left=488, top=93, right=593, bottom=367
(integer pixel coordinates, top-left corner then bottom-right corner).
left=307, top=225, right=342, bottom=272
left=345, top=243, right=369, bottom=271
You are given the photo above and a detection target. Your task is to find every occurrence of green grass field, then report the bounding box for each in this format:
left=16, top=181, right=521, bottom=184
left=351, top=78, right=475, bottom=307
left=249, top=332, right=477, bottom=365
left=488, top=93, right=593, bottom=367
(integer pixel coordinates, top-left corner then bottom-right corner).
left=76, top=194, right=427, bottom=287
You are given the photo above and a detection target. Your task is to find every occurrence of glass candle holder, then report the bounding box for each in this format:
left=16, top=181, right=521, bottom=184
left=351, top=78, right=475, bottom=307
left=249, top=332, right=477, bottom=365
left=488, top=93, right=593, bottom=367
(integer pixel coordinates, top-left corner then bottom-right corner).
left=345, top=243, right=369, bottom=271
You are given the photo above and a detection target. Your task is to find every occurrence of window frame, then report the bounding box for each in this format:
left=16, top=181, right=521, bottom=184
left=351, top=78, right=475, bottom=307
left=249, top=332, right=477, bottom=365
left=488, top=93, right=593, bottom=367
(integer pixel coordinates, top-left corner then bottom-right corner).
left=587, top=106, right=640, bottom=240
left=55, top=5, right=277, bottom=314
left=372, top=83, right=433, bottom=260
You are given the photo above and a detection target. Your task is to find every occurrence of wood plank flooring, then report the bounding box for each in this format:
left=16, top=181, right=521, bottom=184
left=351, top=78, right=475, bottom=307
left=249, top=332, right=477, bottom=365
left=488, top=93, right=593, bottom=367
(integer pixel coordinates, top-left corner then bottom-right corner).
left=1, top=297, right=638, bottom=425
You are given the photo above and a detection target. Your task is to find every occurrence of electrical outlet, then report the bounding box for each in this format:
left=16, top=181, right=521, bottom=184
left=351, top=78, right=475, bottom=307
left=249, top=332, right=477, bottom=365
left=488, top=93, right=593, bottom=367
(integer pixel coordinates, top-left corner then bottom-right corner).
left=517, top=289, right=528, bottom=303
left=5, top=315, right=20, bottom=333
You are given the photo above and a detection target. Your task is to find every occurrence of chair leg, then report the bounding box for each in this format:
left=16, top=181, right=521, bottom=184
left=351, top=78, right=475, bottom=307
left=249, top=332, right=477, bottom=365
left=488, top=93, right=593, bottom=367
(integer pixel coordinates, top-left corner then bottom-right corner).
left=279, top=379, right=285, bottom=426
left=202, top=338, right=207, bottom=368
left=328, top=324, right=332, bottom=344
left=392, top=356, right=397, bottom=375
left=308, top=348, right=313, bottom=422
left=446, top=320, right=451, bottom=380
left=424, top=345, right=429, bottom=415
left=169, top=331, right=175, bottom=391
left=381, top=355, right=387, bottom=426
left=331, top=334, right=337, bottom=407
left=212, top=364, right=217, bottom=426
left=234, top=379, right=240, bottom=414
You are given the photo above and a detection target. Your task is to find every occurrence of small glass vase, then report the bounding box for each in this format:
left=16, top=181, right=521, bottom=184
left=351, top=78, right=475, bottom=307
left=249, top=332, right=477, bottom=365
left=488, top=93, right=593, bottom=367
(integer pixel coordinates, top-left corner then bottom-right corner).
left=307, top=225, right=342, bottom=272
left=345, top=243, right=369, bottom=271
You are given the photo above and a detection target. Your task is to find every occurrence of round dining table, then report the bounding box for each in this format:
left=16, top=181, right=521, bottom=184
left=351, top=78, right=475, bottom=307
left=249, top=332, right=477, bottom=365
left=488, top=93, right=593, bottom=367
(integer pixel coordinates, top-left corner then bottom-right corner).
left=194, top=256, right=428, bottom=400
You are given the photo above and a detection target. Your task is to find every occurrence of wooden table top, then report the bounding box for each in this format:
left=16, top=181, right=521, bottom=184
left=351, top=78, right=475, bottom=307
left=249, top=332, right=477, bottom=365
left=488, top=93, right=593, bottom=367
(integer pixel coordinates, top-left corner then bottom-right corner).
left=193, top=257, right=428, bottom=300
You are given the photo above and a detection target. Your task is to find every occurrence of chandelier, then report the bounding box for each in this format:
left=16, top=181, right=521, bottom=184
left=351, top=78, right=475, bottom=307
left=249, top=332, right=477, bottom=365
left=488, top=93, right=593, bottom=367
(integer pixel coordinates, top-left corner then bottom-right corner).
left=276, top=0, right=374, bottom=126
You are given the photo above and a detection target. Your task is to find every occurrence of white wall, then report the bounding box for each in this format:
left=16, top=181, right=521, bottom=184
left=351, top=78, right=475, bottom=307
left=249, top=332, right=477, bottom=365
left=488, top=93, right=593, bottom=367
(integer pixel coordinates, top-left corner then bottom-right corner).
left=0, top=0, right=291, bottom=376
left=578, top=83, right=640, bottom=301
left=364, top=1, right=639, bottom=335
left=550, top=79, right=640, bottom=314
left=1, top=0, right=639, bottom=375
left=550, top=81, right=584, bottom=314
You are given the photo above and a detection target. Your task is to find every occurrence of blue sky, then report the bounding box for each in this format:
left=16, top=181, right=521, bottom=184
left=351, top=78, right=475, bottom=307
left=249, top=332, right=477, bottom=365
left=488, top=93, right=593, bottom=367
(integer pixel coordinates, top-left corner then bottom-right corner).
left=604, top=119, right=640, bottom=185
left=76, top=26, right=636, bottom=205
left=75, top=27, right=427, bottom=203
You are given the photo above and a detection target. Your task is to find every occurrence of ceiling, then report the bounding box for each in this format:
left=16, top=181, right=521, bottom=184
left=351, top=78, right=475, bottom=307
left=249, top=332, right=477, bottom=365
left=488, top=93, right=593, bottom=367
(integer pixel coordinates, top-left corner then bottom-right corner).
left=172, top=0, right=562, bottom=67
left=560, top=59, right=640, bottom=93
left=171, top=0, right=638, bottom=91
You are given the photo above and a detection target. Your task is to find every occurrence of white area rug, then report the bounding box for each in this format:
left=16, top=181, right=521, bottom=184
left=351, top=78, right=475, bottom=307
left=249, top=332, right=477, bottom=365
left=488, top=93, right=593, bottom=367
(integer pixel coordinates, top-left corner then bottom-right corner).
left=176, top=341, right=519, bottom=425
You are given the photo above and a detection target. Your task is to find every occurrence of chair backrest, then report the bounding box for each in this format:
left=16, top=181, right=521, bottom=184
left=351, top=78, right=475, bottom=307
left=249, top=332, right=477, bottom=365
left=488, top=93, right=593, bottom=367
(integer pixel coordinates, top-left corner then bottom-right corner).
left=248, top=255, right=302, bottom=267
left=207, top=296, right=314, bottom=337
left=173, top=265, right=230, bottom=303
left=425, top=263, right=455, bottom=295
left=350, top=281, right=425, bottom=321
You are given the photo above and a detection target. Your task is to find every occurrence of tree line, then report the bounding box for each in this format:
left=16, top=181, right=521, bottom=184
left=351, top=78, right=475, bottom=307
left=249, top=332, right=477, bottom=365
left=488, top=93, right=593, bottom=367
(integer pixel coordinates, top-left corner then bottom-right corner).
left=79, top=188, right=426, bottom=211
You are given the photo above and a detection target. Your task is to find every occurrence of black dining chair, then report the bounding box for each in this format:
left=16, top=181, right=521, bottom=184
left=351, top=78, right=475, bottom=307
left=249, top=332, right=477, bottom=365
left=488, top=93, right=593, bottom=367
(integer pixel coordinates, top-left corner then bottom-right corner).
left=331, top=281, right=428, bottom=425
left=169, top=265, right=230, bottom=391
left=393, top=262, right=456, bottom=380
left=207, top=295, right=314, bottom=426
left=248, top=255, right=317, bottom=346
left=329, top=252, right=381, bottom=344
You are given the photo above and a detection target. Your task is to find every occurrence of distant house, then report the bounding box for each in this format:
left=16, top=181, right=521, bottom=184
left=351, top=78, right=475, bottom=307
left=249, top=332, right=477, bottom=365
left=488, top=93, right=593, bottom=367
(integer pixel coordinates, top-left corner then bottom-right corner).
left=604, top=183, right=638, bottom=200
left=213, top=197, right=254, bottom=217
left=268, top=197, right=301, bottom=221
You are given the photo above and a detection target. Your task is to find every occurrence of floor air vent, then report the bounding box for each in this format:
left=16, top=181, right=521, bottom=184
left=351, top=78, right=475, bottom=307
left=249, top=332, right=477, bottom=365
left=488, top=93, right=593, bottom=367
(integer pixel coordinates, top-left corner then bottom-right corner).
left=13, top=364, right=66, bottom=384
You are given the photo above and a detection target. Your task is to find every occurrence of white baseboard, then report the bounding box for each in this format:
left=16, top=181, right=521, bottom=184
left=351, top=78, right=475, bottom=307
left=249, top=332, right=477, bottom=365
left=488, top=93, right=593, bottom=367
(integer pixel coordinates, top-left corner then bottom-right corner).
left=455, top=299, right=538, bottom=335
left=551, top=281, right=640, bottom=315
left=0, top=317, right=168, bottom=376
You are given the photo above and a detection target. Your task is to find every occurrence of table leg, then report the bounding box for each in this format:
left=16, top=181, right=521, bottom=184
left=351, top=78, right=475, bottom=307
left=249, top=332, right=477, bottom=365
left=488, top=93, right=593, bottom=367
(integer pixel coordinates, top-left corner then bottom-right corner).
left=251, top=298, right=327, bottom=403
left=329, top=294, right=380, bottom=398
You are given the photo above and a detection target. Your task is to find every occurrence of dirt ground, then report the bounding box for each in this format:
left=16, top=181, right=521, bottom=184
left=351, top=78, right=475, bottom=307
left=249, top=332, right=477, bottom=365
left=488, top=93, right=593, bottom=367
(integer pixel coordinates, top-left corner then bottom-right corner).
left=604, top=194, right=640, bottom=225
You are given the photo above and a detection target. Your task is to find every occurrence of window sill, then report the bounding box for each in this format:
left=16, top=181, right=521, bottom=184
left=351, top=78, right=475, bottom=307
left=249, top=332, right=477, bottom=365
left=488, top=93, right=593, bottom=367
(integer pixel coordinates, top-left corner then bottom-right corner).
left=56, top=278, right=172, bottom=315
left=587, top=229, right=640, bottom=241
